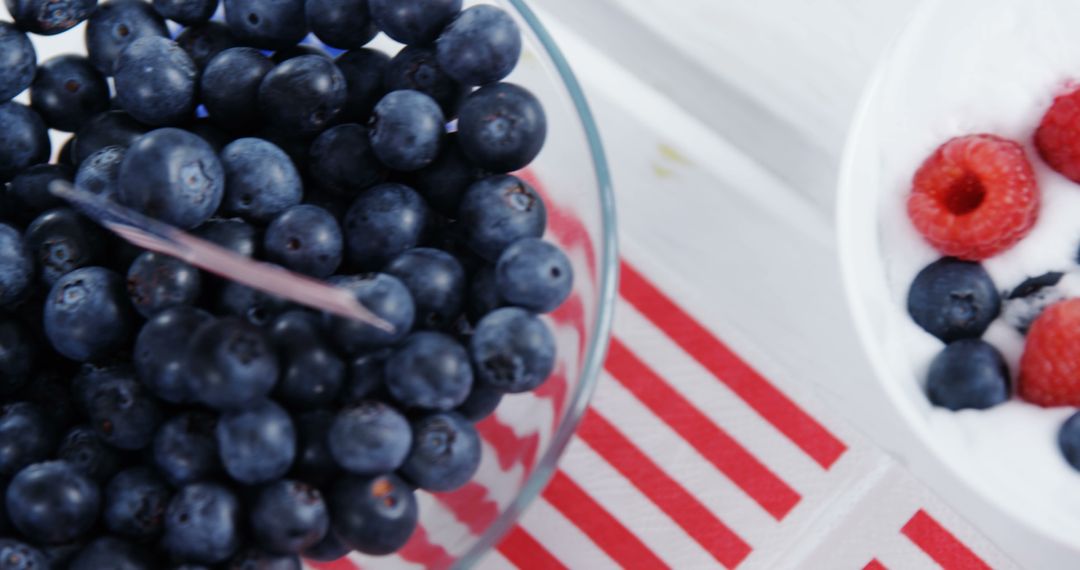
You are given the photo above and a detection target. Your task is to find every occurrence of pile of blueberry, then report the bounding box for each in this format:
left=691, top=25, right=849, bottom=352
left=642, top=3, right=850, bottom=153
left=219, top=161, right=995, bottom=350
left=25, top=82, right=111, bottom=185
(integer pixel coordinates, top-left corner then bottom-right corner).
left=0, top=0, right=572, bottom=566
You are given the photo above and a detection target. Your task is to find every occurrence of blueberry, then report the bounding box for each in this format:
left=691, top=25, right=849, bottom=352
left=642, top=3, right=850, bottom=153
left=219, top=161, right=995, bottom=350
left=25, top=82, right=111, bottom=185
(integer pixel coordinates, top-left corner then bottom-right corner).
left=306, top=0, right=377, bottom=50
left=57, top=425, right=122, bottom=482
left=0, top=403, right=54, bottom=476
left=369, top=0, right=460, bottom=46
left=457, top=83, right=546, bottom=172
left=44, top=266, right=134, bottom=361
left=309, top=123, right=385, bottom=197
left=0, top=539, right=47, bottom=570
left=227, top=549, right=302, bottom=570
left=264, top=205, right=343, bottom=278
left=259, top=55, right=346, bottom=134
left=134, top=306, right=212, bottom=403
left=250, top=479, right=329, bottom=554
left=0, top=102, right=50, bottom=182
left=907, top=258, right=1000, bottom=342
left=290, top=410, right=338, bottom=488
left=114, top=36, right=198, bottom=126
left=926, top=339, right=1009, bottom=410
left=468, top=264, right=502, bottom=322
left=217, top=281, right=292, bottom=326
left=385, top=331, right=472, bottom=410
left=495, top=238, right=572, bottom=313
left=126, top=251, right=202, bottom=317
left=73, top=110, right=149, bottom=164
left=25, top=208, right=106, bottom=288
left=85, top=0, right=169, bottom=75
left=0, top=224, right=33, bottom=306
left=154, top=0, right=218, bottom=26
left=459, top=175, right=546, bottom=261
left=193, top=217, right=259, bottom=257
left=339, top=349, right=389, bottom=405
left=325, top=273, right=415, bottom=353
left=5, top=0, right=97, bottom=35
left=400, top=411, right=479, bottom=491
left=343, top=183, right=429, bottom=268
left=271, top=44, right=331, bottom=64
left=386, top=247, right=466, bottom=329
left=330, top=473, right=417, bottom=555
left=201, top=48, right=275, bottom=133
left=162, top=482, right=241, bottom=564
left=220, top=138, right=303, bottom=222
left=216, top=400, right=296, bottom=485
left=118, top=128, right=225, bottom=229
left=223, top=0, right=308, bottom=49
left=1059, top=412, right=1080, bottom=473
left=456, top=378, right=502, bottom=421
left=70, top=536, right=155, bottom=570
left=176, top=21, right=239, bottom=70
left=30, top=55, right=110, bottom=132
left=83, top=364, right=163, bottom=449
left=0, top=319, right=35, bottom=396
left=335, top=48, right=390, bottom=123
left=270, top=321, right=346, bottom=411
left=301, top=530, right=349, bottom=562
left=410, top=134, right=486, bottom=217
left=6, top=461, right=100, bottom=544
left=75, top=145, right=126, bottom=201
left=385, top=46, right=466, bottom=116
left=104, top=467, right=171, bottom=539
left=369, top=90, right=445, bottom=172
left=470, top=307, right=554, bottom=393
left=327, top=401, right=411, bottom=475
left=7, top=164, right=72, bottom=224
left=436, top=5, right=520, bottom=86
left=184, top=317, right=278, bottom=410
left=153, top=411, right=220, bottom=486
left=0, top=23, right=35, bottom=102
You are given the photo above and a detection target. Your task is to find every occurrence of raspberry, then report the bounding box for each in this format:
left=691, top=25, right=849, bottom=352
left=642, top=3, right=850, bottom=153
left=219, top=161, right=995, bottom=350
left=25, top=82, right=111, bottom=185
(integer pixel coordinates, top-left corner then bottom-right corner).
left=907, top=134, right=1039, bottom=260
left=1036, top=86, right=1080, bottom=183
left=1020, top=298, right=1080, bottom=406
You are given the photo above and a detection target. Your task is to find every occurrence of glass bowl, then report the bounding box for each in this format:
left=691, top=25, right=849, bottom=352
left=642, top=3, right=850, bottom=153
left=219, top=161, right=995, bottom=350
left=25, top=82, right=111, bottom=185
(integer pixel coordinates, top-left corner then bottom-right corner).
left=9, top=0, right=617, bottom=567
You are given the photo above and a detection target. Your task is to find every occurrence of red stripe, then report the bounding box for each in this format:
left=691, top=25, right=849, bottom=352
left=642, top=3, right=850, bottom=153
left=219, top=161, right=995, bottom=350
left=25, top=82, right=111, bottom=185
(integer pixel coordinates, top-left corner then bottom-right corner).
left=398, top=525, right=456, bottom=570
left=605, top=338, right=800, bottom=519
left=478, top=416, right=541, bottom=472
left=618, top=260, right=847, bottom=469
left=436, top=482, right=500, bottom=535
left=497, top=526, right=568, bottom=570
left=578, top=409, right=752, bottom=568
left=543, top=470, right=668, bottom=569
left=901, top=510, right=991, bottom=570
left=306, top=559, right=360, bottom=570
left=863, top=559, right=888, bottom=570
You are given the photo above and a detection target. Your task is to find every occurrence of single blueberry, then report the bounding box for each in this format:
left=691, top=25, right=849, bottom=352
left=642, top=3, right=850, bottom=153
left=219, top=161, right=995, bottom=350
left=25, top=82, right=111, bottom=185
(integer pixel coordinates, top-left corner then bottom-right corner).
left=290, top=410, right=339, bottom=489
left=369, top=0, right=460, bottom=46
left=250, top=479, right=329, bottom=554
left=153, top=411, right=220, bottom=487
left=327, top=401, right=411, bottom=475
left=200, top=47, right=275, bottom=133
left=114, top=36, right=198, bottom=126
left=7, top=164, right=72, bottom=224
left=1060, top=412, right=1080, bottom=473
left=0, top=23, right=36, bottom=102
left=339, top=349, right=389, bottom=405
left=43, top=266, right=134, bottom=362
left=908, top=257, right=1000, bottom=342
left=265, top=205, right=343, bottom=278
left=436, top=5, right=520, bottom=86
left=309, top=123, right=385, bottom=197
left=269, top=317, right=346, bottom=411
left=0, top=402, right=54, bottom=476
left=220, top=137, right=303, bottom=222
left=223, top=0, right=308, bottom=49
left=330, top=473, right=417, bottom=555
left=5, top=0, right=97, bottom=35
left=0, top=102, right=50, bottom=182
left=104, top=467, right=171, bottom=540
left=162, top=482, right=241, bottom=564
left=85, top=0, right=169, bottom=75
left=0, top=319, right=36, bottom=396
left=72, top=110, right=149, bottom=164
left=57, top=425, right=122, bottom=482
left=335, top=48, right=390, bottom=123
left=25, top=208, right=106, bottom=287
left=193, top=217, right=259, bottom=257
left=369, top=90, right=445, bottom=172
left=495, top=238, right=573, bottom=313
left=385, top=46, right=466, bottom=116
left=0, top=539, right=47, bottom=570
left=216, top=400, right=296, bottom=485
left=30, top=55, right=110, bottom=132
left=184, top=317, right=279, bottom=410
left=69, top=536, right=155, bottom=570
left=153, top=0, right=218, bottom=25
left=456, top=378, right=503, bottom=421
left=385, top=331, right=472, bottom=410
left=126, top=251, right=202, bottom=317
left=6, top=461, right=100, bottom=544
left=306, top=0, right=377, bottom=50
left=118, top=128, right=225, bottom=229
left=176, top=21, right=239, bottom=70
left=134, top=306, right=212, bottom=403
left=926, top=339, right=1009, bottom=411
left=400, top=411, right=480, bottom=492
left=325, top=273, right=415, bottom=353
left=386, top=247, right=466, bottom=329
left=343, top=183, right=429, bottom=269
left=75, top=145, right=126, bottom=201
left=457, top=82, right=546, bottom=173
left=83, top=364, right=163, bottom=450
left=409, top=134, right=486, bottom=217
left=459, top=175, right=546, bottom=261
left=259, top=55, right=347, bottom=134
left=470, top=307, right=555, bottom=393
left=0, top=224, right=34, bottom=306
left=227, top=549, right=302, bottom=570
